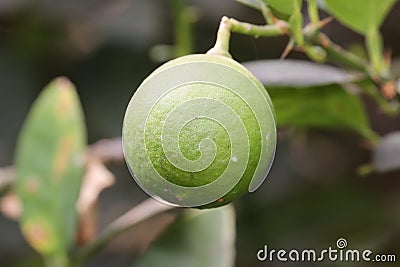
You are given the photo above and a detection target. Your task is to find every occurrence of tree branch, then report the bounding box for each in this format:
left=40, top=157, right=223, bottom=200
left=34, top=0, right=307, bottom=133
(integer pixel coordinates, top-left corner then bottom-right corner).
left=0, top=166, right=15, bottom=194
left=86, top=137, right=124, bottom=163
left=72, top=198, right=177, bottom=266
left=312, top=33, right=368, bottom=72
left=207, top=0, right=399, bottom=113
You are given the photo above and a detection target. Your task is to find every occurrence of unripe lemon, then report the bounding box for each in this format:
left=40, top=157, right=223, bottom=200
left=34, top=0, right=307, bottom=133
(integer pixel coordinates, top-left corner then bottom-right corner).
left=123, top=54, right=276, bottom=208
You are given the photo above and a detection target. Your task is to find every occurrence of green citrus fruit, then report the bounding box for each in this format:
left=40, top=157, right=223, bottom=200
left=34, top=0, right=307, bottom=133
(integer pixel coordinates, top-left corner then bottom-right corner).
left=123, top=54, right=276, bottom=208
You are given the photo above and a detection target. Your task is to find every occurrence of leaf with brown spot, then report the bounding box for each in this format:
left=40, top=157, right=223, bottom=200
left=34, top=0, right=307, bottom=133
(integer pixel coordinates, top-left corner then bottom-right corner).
left=53, top=134, right=74, bottom=178
left=56, top=77, right=76, bottom=118
left=22, top=218, right=57, bottom=254
left=15, top=77, right=86, bottom=258
left=24, top=176, right=40, bottom=194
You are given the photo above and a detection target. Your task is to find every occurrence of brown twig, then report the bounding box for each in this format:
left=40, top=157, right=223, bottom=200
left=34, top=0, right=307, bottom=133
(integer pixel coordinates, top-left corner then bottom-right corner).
left=86, top=137, right=124, bottom=163
left=0, top=166, right=15, bottom=193
left=72, top=198, right=177, bottom=266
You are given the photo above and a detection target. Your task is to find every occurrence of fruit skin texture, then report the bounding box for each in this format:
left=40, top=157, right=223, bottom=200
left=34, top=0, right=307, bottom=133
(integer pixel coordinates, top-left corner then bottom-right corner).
left=123, top=54, right=276, bottom=208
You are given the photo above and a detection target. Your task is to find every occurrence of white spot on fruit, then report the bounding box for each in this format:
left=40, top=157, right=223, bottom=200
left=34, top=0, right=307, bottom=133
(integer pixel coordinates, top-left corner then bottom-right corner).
left=266, top=132, right=270, bottom=141
left=231, top=156, right=238, bottom=163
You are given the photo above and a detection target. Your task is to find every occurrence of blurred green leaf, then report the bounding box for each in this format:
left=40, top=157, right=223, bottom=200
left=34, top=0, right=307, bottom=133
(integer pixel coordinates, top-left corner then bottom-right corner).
left=243, top=60, right=374, bottom=139
left=15, top=77, right=86, bottom=261
left=235, top=0, right=294, bottom=19
left=264, top=0, right=294, bottom=17
left=322, top=0, right=396, bottom=34
left=170, top=0, right=194, bottom=57
left=373, top=132, right=400, bottom=172
left=268, top=84, right=375, bottom=140
left=135, top=205, right=236, bottom=267
left=235, top=0, right=263, bottom=11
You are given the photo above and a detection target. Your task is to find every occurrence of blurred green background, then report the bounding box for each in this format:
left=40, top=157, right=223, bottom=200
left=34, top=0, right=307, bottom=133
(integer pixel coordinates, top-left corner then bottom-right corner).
left=1, top=0, right=400, bottom=266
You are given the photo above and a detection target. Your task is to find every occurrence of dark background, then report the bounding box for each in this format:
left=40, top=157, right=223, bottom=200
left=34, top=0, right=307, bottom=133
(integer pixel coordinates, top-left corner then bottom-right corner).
left=1, top=0, right=400, bottom=266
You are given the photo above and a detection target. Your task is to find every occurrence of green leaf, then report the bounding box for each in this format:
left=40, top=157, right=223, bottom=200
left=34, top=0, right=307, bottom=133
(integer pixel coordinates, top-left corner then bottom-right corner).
left=268, top=84, right=375, bottom=139
left=15, top=77, right=86, bottom=259
left=263, top=0, right=295, bottom=17
left=323, top=0, right=397, bottom=34
left=135, top=205, right=236, bottom=267
left=235, top=0, right=263, bottom=10
left=235, top=0, right=295, bottom=19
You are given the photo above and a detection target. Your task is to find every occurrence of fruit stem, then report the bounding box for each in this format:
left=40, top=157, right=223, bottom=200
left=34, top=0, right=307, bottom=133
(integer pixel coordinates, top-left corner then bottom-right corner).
left=207, top=16, right=233, bottom=58
left=207, top=16, right=288, bottom=58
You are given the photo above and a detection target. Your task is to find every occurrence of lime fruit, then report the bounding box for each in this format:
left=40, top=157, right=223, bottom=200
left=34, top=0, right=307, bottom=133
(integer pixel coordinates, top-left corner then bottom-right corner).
left=123, top=54, right=276, bottom=208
